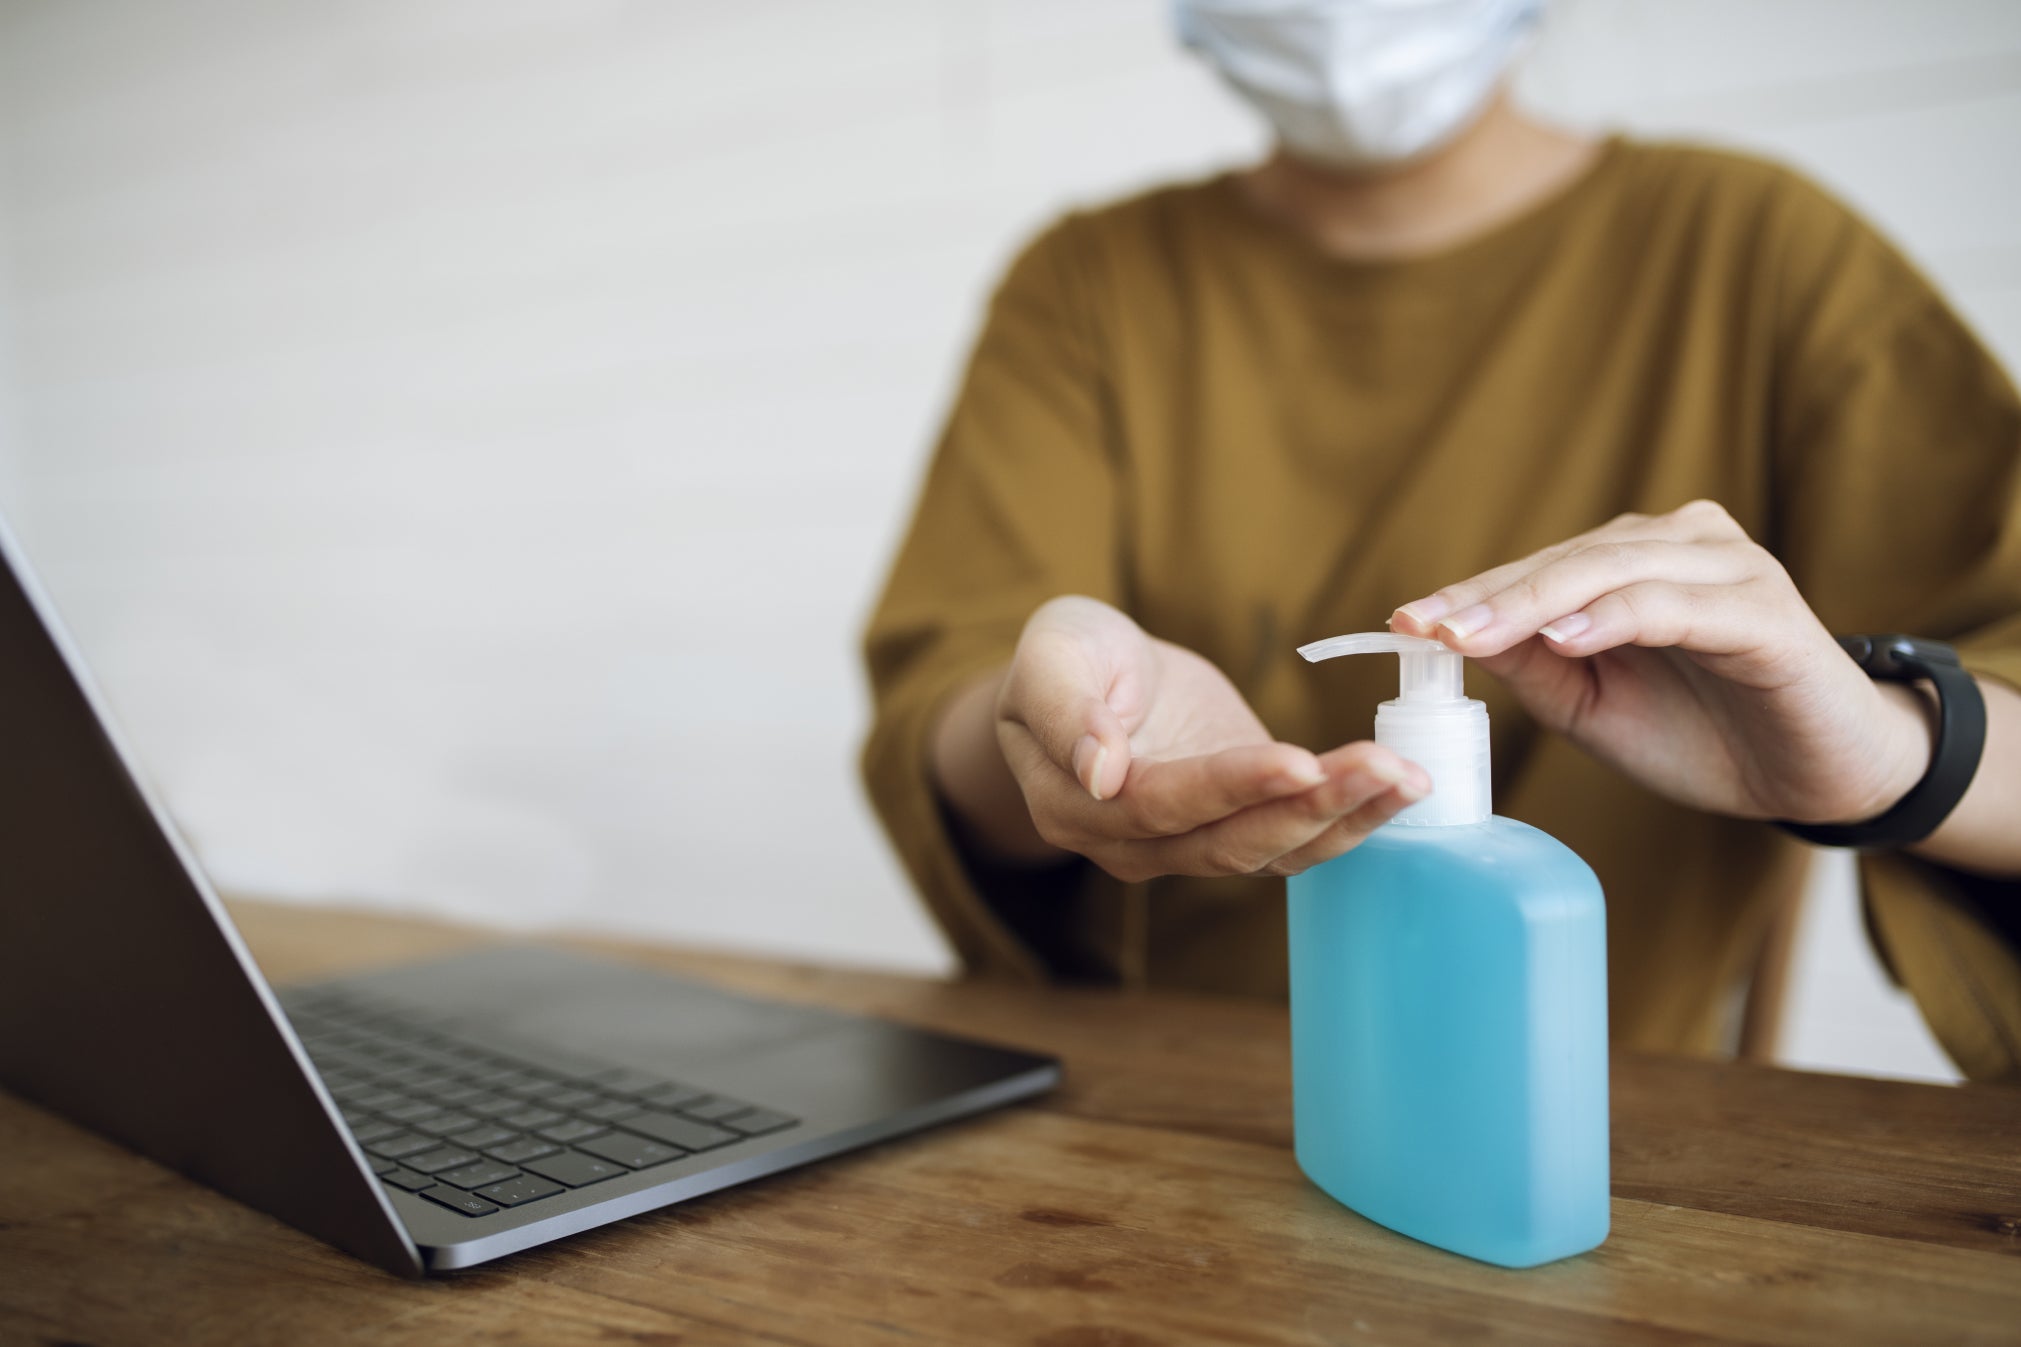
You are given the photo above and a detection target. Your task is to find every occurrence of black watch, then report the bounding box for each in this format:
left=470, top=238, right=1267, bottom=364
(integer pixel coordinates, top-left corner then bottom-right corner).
left=1776, top=635, right=1987, bottom=849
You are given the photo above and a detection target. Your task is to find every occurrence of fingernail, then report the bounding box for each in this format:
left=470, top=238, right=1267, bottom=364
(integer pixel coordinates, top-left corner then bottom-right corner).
left=1394, top=596, right=1451, bottom=628
left=1366, top=755, right=1408, bottom=786
left=1437, top=603, right=1495, bottom=640
left=1073, top=735, right=1104, bottom=799
left=1285, top=754, right=1327, bottom=787
left=1395, top=778, right=1430, bottom=803
left=1539, top=611, right=1592, bottom=643
left=1087, top=746, right=1108, bottom=801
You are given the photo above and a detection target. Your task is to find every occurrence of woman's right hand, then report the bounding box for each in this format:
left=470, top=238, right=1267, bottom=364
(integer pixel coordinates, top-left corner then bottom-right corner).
left=986, top=596, right=1430, bottom=883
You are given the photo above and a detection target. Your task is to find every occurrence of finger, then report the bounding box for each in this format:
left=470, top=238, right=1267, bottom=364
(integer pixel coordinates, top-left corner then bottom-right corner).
left=1103, top=743, right=1427, bottom=881
left=1392, top=540, right=1586, bottom=637
left=1655, top=497, right=1751, bottom=543
left=1265, top=779, right=1432, bottom=875
left=1390, top=499, right=1748, bottom=635
left=999, top=630, right=1135, bottom=801
left=1074, top=722, right=1131, bottom=802
left=1535, top=580, right=1765, bottom=661
left=1390, top=513, right=1658, bottom=634
left=1429, top=539, right=1758, bottom=657
left=1115, top=742, right=1330, bottom=837
left=1007, top=737, right=1326, bottom=853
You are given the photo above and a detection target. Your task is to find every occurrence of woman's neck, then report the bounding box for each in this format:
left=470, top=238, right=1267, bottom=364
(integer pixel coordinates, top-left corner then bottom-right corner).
left=1235, top=97, right=1601, bottom=261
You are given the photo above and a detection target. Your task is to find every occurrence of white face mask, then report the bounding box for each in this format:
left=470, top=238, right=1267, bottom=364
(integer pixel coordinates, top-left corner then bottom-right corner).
left=1175, top=0, right=1544, bottom=171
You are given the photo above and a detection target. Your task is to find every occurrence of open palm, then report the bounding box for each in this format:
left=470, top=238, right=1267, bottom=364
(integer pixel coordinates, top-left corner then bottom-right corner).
left=995, top=597, right=1428, bottom=881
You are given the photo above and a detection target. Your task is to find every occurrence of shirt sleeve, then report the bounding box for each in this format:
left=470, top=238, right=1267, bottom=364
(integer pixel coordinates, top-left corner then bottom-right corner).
left=859, top=215, right=1124, bottom=980
left=1765, top=170, right=2021, bottom=1081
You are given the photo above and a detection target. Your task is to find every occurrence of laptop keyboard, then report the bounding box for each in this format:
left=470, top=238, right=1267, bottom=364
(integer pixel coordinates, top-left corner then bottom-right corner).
left=286, top=991, right=800, bottom=1219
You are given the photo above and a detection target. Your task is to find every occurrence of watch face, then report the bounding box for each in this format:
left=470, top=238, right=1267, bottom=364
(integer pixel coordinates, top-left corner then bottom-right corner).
left=1871, top=634, right=1960, bottom=678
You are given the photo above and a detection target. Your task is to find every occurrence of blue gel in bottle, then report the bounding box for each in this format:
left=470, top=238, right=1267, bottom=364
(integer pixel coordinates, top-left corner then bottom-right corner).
left=1286, top=633, right=1609, bottom=1268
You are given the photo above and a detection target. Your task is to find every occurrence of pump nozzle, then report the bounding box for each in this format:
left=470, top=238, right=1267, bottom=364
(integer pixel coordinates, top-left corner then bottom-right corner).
left=1298, top=631, right=1491, bottom=826
left=1299, top=633, right=1465, bottom=704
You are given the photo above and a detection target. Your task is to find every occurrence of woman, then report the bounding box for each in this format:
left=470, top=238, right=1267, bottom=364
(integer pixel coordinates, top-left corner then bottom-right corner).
left=861, top=0, right=2021, bottom=1077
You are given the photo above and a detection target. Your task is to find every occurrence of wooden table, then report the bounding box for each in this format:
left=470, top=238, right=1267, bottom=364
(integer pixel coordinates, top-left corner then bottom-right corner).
left=2, top=900, right=2018, bottom=1346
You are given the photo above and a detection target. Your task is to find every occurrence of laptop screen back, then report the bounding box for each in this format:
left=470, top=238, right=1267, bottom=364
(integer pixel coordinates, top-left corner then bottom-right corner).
left=0, top=520, right=421, bottom=1276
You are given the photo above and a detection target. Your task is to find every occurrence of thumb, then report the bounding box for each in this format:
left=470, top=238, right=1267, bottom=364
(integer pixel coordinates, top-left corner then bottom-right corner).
left=1002, top=598, right=1141, bottom=801
left=1068, top=706, right=1132, bottom=802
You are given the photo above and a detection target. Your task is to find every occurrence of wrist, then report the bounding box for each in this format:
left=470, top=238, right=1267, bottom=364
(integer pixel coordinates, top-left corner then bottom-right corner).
left=1863, top=681, right=1939, bottom=821
left=1778, top=635, right=1989, bottom=851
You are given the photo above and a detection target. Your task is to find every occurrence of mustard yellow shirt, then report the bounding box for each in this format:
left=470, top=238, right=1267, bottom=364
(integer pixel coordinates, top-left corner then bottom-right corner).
left=862, top=138, right=2021, bottom=1076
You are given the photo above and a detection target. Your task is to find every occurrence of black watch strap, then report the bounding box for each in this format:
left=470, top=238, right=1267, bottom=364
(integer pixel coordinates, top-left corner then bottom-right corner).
left=1778, top=635, right=1987, bottom=849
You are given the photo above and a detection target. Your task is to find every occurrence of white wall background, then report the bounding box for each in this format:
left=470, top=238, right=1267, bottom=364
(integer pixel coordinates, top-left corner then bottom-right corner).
left=1, top=1, right=2013, bottom=1081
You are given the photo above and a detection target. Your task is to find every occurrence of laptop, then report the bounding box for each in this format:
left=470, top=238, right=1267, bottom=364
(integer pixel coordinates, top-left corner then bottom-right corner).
left=0, top=517, right=1059, bottom=1276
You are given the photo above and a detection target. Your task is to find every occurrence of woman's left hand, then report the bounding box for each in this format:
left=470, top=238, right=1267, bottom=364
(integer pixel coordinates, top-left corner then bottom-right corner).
left=1389, top=499, right=1929, bottom=825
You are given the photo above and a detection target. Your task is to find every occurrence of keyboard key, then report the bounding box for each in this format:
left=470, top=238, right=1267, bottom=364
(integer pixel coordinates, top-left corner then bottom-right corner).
left=351, top=1088, right=410, bottom=1112
left=379, top=1099, right=442, bottom=1124
left=681, top=1096, right=749, bottom=1123
left=401, top=1044, right=468, bottom=1072
left=486, top=1136, right=561, bottom=1165
left=423, top=1082, right=489, bottom=1107
left=580, top=1097, right=645, bottom=1124
left=350, top=1119, right=403, bottom=1145
left=411, top=1111, right=481, bottom=1136
left=464, top=1094, right=521, bottom=1118
left=492, top=1071, right=554, bottom=1095
left=462, top=1064, right=525, bottom=1088
left=523, top=1150, right=627, bottom=1189
left=443, top=1123, right=518, bottom=1151
left=545, top=1088, right=601, bottom=1110
left=637, top=1083, right=711, bottom=1111
left=368, top=1155, right=398, bottom=1175
left=476, top=1174, right=567, bottom=1208
left=407, top=1146, right=482, bottom=1174
left=380, top=1065, right=438, bottom=1088
left=720, top=1108, right=799, bottom=1137
left=500, top=1106, right=566, bottom=1130
left=536, top=1118, right=610, bottom=1145
left=419, top=1186, right=499, bottom=1217
left=321, top=1042, right=377, bottom=1063
left=438, top=1160, right=521, bottom=1190
left=365, top=1132, right=437, bottom=1160
left=380, top=1166, right=433, bottom=1192
left=579, top=1132, right=684, bottom=1170
left=588, top=1067, right=672, bottom=1096
left=622, top=1111, right=740, bottom=1152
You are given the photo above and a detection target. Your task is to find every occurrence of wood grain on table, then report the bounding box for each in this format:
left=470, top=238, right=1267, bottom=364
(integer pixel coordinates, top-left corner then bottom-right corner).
left=1, top=899, right=2017, bottom=1347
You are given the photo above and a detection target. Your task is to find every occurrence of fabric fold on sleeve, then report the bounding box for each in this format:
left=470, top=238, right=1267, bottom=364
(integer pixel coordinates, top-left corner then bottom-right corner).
left=1768, top=174, right=2021, bottom=1080
left=859, top=215, right=1125, bottom=981
left=860, top=647, right=1050, bottom=980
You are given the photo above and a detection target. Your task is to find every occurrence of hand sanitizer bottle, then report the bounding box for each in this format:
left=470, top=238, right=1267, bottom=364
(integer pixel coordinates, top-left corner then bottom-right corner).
left=1287, top=632, right=1609, bottom=1268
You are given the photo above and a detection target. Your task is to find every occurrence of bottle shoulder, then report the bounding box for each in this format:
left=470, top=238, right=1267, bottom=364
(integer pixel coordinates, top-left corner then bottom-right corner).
left=1320, top=816, right=1603, bottom=906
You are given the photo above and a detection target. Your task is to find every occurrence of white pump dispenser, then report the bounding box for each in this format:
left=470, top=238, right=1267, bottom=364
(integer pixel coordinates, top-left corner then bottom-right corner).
left=1298, top=632, right=1490, bottom=827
